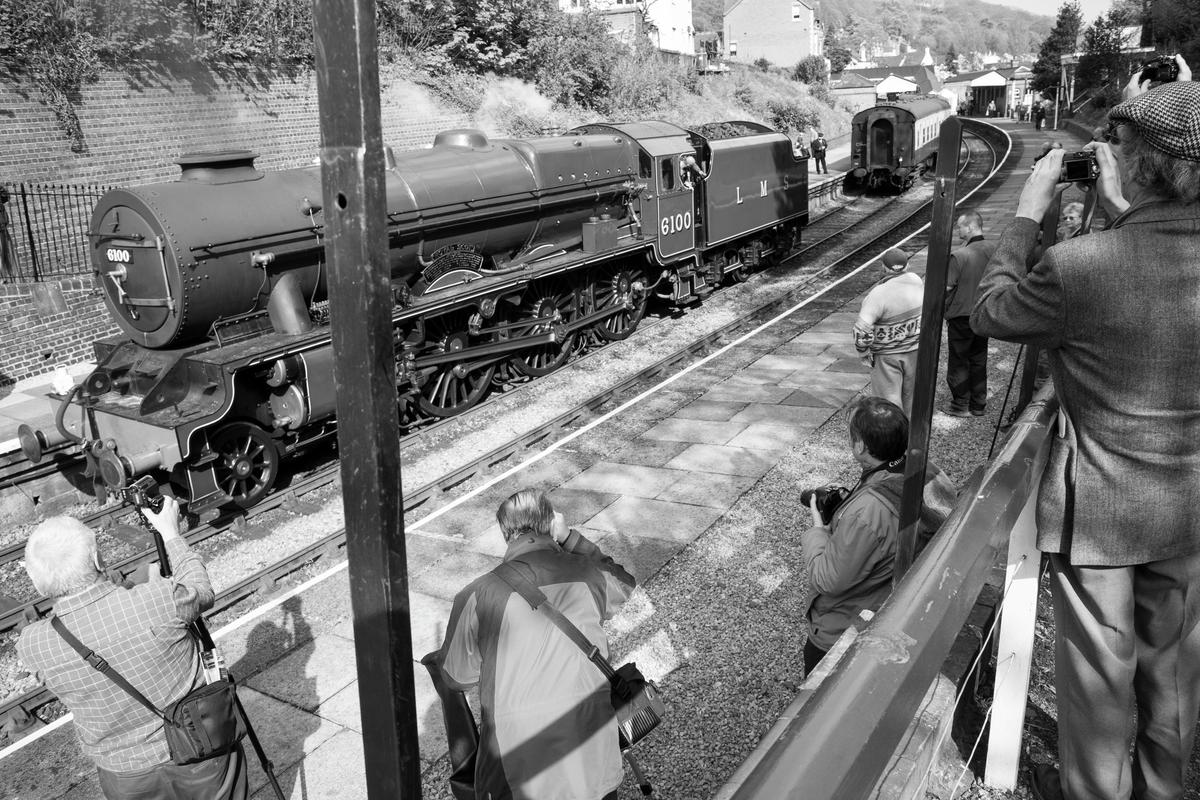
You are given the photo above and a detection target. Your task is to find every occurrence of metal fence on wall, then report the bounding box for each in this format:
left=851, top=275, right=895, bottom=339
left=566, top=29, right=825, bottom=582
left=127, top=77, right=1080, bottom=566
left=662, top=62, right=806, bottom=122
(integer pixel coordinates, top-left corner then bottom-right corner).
left=0, top=181, right=113, bottom=283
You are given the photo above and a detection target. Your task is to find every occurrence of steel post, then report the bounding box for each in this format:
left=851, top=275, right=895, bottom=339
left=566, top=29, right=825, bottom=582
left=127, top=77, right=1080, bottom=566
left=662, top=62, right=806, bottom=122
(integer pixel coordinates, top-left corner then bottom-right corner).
left=311, top=0, right=421, bottom=796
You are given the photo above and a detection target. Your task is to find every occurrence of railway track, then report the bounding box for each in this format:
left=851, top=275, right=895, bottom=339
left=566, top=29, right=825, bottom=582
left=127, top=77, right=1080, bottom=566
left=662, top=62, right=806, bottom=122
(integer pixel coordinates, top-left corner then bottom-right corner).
left=0, top=125, right=1006, bottom=741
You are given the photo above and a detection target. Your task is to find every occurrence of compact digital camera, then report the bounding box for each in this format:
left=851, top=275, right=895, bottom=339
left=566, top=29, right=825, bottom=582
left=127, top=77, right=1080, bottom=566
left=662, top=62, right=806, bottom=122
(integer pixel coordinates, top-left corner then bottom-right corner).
left=800, top=484, right=851, bottom=525
left=1060, top=151, right=1100, bottom=183
left=1140, top=55, right=1180, bottom=85
left=120, top=475, right=164, bottom=512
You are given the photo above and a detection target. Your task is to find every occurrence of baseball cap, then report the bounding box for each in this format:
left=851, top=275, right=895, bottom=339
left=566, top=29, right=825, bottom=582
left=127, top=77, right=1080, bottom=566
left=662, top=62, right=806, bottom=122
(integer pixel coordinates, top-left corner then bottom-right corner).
left=1109, top=81, right=1200, bottom=162
left=881, top=248, right=909, bottom=271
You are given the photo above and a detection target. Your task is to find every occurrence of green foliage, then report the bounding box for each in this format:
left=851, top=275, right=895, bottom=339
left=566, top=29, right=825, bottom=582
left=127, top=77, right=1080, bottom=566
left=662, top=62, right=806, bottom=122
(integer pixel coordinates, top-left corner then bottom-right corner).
left=753, top=57, right=773, bottom=72
left=1032, top=2, right=1082, bottom=92
left=943, top=45, right=960, bottom=74
left=792, top=55, right=828, bottom=85
left=441, top=0, right=558, bottom=76
left=0, top=0, right=100, bottom=152
left=600, top=39, right=695, bottom=118
left=692, top=0, right=723, bottom=34
left=1148, top=0, right=1200, bottom=67
left=193, top=0, right=314, bottom=64
left=1076, top=8, right=1134, bottom=94
left=526, top=9, right=621, bottom=106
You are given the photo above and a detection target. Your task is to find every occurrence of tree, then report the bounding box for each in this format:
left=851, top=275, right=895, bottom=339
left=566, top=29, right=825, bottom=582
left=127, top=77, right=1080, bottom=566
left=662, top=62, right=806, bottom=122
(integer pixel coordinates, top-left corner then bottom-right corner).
left=1148, top=0, right=1200, bottom=66
left=1077, top=8, right=1135, bottom=102
left=1032, top=1, right=1083, bottom=92
left=792, top=55, right=827, bottom=84
left=943, top=45, right=960, bottom=74
left=823, top=27, right=851, bottom=73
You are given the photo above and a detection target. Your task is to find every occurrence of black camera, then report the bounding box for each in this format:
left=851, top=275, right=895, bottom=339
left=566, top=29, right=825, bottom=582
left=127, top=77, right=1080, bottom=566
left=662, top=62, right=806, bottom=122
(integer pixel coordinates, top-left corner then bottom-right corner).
left=1140, top=55, right=1180, bottom=85
left=120, top=475, right=164, bottom=513
left=800, top=484, right=851, bottom=525
left=1060, top=151, right=1100, bottom=183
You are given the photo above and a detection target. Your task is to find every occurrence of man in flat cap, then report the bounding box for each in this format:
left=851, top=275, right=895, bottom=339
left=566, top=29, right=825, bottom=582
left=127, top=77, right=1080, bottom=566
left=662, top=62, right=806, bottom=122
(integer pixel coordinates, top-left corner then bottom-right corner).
left=971, top=57, right=1200, bottom=800
left=853, top=248, right=923, bottom=416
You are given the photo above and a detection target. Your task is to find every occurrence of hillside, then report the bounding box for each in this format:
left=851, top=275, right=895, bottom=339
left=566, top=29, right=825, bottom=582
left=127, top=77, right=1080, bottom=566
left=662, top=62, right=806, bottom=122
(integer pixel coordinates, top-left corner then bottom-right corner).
left=695, top=0, right=1051, bottom=57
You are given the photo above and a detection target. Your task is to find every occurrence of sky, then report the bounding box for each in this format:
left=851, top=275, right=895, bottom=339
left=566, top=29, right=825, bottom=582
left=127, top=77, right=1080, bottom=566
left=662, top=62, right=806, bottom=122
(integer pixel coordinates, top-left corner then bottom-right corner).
left=989, top=0, right=1115, bottom=23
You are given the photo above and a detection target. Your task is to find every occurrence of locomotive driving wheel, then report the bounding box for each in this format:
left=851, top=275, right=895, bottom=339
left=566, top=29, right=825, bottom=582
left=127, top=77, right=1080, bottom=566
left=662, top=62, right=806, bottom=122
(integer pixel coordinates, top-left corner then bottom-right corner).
left=416, top=310, right=497, bottom=417
left=510, top=278, right=579, bottom=377
left=590, top=264, right=648, bottom=341
left=210, top=422, right=280, bottom=507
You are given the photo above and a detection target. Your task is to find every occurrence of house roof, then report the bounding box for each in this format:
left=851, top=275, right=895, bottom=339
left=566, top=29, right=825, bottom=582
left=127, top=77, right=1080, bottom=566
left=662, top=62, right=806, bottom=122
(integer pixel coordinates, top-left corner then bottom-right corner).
left=946, top=68, right=1018, bottom=85
left=838, top=65, right=942, bottom=94
left=831, top=72, right=876, bottom=88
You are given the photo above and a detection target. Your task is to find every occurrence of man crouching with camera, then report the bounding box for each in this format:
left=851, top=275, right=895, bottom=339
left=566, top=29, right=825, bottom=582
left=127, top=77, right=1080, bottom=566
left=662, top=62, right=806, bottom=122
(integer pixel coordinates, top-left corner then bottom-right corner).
left=17, top=499, right=247, bottom=799
left=800, top=397, right=956, bottom=673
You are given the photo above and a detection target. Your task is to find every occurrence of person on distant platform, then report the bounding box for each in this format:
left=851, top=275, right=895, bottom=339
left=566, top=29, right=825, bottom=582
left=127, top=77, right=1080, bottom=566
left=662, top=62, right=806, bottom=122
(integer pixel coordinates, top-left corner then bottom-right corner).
left=801, top=398, right=956, bottom=672
left=810, top=131, right=829, bottom=174
left=17, top=499, right=247, bottom=800
left=986, top=99, right=997, bottom=118
left=853, top=248, right=923, bottom=417
left=943, top=211, right=995, bottom=417
left=972, top=57, right=1200, bottom=800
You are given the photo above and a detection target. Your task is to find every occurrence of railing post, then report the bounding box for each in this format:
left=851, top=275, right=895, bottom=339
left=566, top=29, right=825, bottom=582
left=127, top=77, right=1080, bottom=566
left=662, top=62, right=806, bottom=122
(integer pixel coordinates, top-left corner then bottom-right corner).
left=896, top=117, right=963, bottom=582
left=19, top=185, right=40, bottom=282
left=0, top=187, right=16, bottom=281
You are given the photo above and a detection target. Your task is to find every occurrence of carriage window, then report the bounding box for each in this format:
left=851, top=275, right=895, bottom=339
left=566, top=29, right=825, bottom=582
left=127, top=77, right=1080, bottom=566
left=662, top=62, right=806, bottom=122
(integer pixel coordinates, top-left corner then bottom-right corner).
left=639, top=150, right=653, bottom=180
left=660, top=158, right=676, bottom=190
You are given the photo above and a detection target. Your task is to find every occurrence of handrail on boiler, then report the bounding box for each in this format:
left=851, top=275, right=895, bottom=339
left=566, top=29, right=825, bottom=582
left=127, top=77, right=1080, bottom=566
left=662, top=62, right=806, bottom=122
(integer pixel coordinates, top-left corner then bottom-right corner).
left=718, top=384, right=1059, bottom=800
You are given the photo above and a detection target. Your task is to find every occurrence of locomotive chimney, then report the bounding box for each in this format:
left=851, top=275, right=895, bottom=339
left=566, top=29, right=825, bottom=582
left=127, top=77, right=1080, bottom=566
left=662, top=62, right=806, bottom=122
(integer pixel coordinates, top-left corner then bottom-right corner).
left=176, top=151, right=264, bottom=184
left=432, top=129, right=491, bottom=150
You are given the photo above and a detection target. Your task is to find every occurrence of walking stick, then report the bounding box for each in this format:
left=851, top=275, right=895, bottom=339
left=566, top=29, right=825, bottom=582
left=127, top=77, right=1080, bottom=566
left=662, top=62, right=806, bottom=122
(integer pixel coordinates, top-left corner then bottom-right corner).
left=135, top=487, right=287, bottom=800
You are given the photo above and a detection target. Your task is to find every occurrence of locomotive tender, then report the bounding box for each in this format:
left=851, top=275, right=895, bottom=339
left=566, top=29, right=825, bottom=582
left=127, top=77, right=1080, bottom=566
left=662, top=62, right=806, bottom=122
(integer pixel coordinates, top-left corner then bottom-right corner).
left=849, top=95, right=953, bottom=191
left=19, top=120, right=809, bottom=512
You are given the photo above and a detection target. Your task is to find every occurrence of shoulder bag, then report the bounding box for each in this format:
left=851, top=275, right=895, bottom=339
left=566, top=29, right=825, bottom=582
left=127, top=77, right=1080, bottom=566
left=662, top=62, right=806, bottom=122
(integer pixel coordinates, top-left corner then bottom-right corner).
left=51, top=616, right=245, bottom=765
left=492, top=562, right=666, bottom=749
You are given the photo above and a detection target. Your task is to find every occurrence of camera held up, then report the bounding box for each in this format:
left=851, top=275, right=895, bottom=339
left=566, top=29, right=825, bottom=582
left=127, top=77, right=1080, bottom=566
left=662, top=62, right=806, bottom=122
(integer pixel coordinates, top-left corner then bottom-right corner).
left=1140, top=55, right=1180, bottom=85
left=801, top=484, right=851, bottom=525
left=120, top=474, right=165, bottom=513
left=1060, top=151, right=1100, bottom=184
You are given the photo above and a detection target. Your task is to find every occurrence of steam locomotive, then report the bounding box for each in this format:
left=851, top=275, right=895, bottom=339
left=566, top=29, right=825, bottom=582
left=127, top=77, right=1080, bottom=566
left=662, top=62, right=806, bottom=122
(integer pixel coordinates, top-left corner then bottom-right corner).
left=849, top=95, right=953, bottom=191
left=19, top=120, right=809, bottom=512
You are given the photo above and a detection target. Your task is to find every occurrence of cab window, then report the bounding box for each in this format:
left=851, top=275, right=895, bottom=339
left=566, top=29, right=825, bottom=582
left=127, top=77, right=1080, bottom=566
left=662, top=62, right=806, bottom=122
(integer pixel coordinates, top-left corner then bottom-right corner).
left=660, top=158, right=676, bottom=190
left=639, top=150, right=653, bottom=180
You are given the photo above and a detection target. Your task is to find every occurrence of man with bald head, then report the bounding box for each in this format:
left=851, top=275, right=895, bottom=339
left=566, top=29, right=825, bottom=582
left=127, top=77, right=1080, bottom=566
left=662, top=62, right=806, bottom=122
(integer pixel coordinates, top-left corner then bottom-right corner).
left=18, top=499, right=247, bottom=799
left=943, top=210, right=995, bottom=417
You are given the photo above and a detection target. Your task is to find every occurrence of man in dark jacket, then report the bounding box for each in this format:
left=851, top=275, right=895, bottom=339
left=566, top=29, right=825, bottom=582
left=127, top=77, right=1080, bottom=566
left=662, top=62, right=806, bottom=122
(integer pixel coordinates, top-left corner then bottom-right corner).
left=971, top=67, right=1200, bottom=800
left=438, top=489, right=635, bottom=800
left=801, top=398, right=956, bottom=672
left=943, top=211, right=995, bottom=416
left=810, top=132, right=828, bottom=174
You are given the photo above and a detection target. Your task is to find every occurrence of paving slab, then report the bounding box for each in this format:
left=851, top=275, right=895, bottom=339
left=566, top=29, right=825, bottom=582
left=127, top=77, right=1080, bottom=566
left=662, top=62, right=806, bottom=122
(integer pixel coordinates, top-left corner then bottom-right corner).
left=237, top=686, right=346, bottom=796
left=726, top=422, right=815, bottom=451
left=638, top=417, right=748, bottom=446
left=330, top=589, right=451, bottom=659
left=560, top=461, right=689, bottom=497
left=249, top=728, right=367, bottom=800
left=409, top=547, right=501, bottom=601
left=605, top=437, right=693, bottom=467
left=778, top=369, right=870, bottom=390
left=245, top=631, right=357, bottom=712
left=590, top=530, right=684, bottom=586
left=585, top=495, right=725, bottom=543
left=780, top=385, right=861, bottom=408
left=672, top=399, right=747, bottom=422
left=699, top=384, right=794, bottom=404
left=729, top=403, right=836, bottom=428
left=664, top=443, right=778, bottom=478
left=655, top=470, right=759, bottom=508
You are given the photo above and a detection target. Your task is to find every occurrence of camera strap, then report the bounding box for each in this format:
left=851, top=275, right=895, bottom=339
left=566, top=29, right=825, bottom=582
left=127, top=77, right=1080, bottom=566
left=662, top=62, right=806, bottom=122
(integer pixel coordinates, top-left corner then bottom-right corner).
left=50, top=615, right=170, bottom=723
left=491, top=562, right=619, bottom=682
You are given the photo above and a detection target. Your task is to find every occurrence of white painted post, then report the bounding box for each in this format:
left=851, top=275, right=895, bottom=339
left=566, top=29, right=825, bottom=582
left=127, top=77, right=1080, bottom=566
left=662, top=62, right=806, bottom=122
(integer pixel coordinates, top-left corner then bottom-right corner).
left=984, top=490, right=1042, bottom=789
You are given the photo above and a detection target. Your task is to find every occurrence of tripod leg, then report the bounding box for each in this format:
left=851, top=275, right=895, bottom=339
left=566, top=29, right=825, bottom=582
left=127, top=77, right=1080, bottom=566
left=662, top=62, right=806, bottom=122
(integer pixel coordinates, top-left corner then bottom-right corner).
left=623, top=749, right=654, bottom=797
left=234, top=691, right=287, bottom=800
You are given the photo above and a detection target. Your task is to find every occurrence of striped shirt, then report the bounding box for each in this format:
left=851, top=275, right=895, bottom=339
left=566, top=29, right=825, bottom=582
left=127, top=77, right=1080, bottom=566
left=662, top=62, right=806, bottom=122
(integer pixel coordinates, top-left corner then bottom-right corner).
left=854, top=272, right=924, bottom=357
left=17, top=537, right=213, bottom=772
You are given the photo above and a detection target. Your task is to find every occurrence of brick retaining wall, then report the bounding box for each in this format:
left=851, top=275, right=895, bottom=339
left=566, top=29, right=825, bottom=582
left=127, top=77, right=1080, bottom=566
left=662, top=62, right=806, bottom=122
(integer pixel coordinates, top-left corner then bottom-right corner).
left=0, top=64, right=474, bottom=386
left=0, top=278, right=119, bottom=386
left=0, top=65, right=474, bottom=184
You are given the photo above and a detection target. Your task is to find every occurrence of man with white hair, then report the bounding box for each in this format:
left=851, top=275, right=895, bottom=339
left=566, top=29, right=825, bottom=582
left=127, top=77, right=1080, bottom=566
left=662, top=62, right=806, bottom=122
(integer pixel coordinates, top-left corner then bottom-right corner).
left=17, top=498, right=246, bottom=799
left=434, top=489, right=635, bottom=800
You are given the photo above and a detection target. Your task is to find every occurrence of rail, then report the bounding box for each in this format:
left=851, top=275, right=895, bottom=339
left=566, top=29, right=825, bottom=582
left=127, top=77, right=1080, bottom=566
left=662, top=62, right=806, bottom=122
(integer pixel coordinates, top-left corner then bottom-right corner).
left=0, top=182, right=113, bottom=282
left=717, top=386, right=1057, bottom=799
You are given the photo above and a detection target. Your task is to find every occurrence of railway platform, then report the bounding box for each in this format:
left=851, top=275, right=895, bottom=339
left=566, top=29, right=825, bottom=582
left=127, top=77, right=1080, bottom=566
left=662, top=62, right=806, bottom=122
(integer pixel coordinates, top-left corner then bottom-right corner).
left=1, top=121, right=1104, bottom=800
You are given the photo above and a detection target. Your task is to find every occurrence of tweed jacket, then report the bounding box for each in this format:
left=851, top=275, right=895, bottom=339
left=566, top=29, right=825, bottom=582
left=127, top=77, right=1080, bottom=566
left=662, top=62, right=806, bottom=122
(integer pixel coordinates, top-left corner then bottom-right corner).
left=944, top=235, right=996, bottom=320
left=971, top=200, right=1200, bottom=566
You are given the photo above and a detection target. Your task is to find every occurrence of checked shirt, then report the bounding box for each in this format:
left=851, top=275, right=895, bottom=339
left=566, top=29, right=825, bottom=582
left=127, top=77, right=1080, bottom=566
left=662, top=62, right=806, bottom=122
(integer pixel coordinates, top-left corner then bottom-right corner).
left=17, top=537, right=214, bottom=772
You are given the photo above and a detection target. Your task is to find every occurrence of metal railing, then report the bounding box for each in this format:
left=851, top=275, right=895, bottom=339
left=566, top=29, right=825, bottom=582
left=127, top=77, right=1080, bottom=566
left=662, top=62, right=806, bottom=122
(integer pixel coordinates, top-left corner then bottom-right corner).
left=717, top=386, right=1058, bottom=799
left=0, top=182, right=112, bottom=283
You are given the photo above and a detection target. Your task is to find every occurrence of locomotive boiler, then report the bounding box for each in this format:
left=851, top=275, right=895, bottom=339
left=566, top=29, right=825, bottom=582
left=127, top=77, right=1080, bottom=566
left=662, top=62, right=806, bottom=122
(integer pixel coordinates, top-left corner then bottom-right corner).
left=849, top=95, right=952, bottom=191
left=20, top=120, right=809, bottom=512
